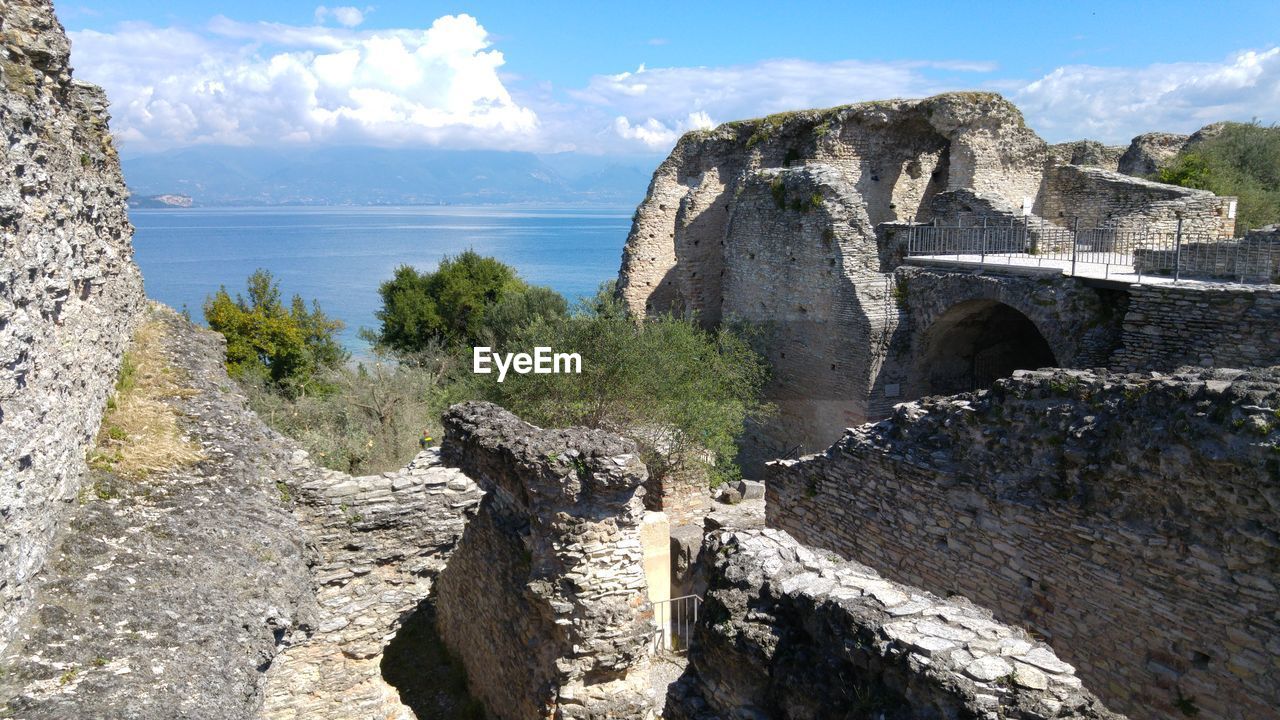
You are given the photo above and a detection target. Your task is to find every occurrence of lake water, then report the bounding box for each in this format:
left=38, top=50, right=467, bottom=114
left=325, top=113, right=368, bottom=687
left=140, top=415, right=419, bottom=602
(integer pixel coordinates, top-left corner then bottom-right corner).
left=130, top=206, right=634, bottom=352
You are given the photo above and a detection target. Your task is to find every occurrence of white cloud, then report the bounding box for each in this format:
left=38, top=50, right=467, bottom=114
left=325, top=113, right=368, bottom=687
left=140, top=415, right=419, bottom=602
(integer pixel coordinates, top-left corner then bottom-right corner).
left=1011, top=47, right=1280, bottom=143
left=314, top=6, right=368, bottom=28
left=69, top=13, right=538, bottom=151
left=562, top=58, right=985, bottom=152
left=68, top=9, right=1280, bottom=158
left=612, top=111, right=714, bottom=150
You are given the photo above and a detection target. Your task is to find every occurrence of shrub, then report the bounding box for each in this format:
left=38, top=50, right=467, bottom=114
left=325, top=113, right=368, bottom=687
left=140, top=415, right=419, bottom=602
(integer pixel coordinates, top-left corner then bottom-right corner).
left=245, top=358, right=456, bottom=475
left=374, top=251, right=565, bottom=353
left=472, top=286, right=772, bottom=485
left=204, top=269, right=346, bottom=396
left=1158, top=121, right=1280, bottom=234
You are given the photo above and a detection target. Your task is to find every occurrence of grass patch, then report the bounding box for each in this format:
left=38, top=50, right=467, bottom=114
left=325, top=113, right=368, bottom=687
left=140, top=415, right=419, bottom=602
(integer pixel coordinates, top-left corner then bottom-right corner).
left=88, top=318, right=204, bottom=480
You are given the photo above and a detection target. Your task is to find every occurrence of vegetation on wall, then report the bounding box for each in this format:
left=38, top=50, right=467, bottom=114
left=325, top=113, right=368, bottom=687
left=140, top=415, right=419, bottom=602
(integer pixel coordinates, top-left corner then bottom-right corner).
left=1158, top=121, right=1280, bottom=234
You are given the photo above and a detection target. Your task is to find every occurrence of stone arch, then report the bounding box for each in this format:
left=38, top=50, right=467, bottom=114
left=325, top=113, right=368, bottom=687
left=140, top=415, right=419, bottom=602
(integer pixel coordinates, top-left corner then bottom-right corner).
left=913, top=299, right=1057, bottom=396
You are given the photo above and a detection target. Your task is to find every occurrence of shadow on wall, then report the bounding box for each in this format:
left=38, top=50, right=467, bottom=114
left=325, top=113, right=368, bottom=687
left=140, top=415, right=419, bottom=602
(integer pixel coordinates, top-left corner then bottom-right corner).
left=380, top=599, right=487, bottom=720
left=914, top=299, right=1057, bottom=396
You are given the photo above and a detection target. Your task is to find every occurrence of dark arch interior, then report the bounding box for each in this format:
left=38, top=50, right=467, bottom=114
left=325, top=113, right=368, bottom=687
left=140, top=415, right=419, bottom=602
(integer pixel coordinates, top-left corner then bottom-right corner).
left=919, top=300, right=1057, bottom=396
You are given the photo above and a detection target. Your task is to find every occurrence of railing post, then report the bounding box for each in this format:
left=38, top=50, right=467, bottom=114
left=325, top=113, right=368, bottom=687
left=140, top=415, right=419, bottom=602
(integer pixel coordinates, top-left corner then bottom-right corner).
left=980, top=216, right=987, bottom=268
left=1174, top=217, right=1184, bottom=282
left=1071, top=218, right=1080, bottom=277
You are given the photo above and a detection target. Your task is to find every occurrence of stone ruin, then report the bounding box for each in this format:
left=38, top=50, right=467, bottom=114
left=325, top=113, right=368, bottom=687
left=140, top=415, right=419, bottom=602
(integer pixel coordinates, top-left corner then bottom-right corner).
left=616, top=92, right=1255, bottom=465
left=1, top=0, right=145, bottom=647
left=435, top=401, right=660, bottom=720
left=667, top=529, right=1121, bottom=720
left=0, top=2, right=1274, bottom=719
left=768, top=367, right=1280, bottom=720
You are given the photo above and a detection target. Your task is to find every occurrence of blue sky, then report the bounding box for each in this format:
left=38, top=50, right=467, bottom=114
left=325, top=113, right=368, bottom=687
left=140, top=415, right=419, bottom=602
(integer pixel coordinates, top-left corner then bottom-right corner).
left=59, top=1, right=1280, bottom=155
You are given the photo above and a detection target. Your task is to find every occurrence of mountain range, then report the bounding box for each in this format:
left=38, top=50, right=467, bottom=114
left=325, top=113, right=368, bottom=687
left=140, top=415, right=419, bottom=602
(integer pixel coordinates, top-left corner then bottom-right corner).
left=121, top=146, right=663, bottom=207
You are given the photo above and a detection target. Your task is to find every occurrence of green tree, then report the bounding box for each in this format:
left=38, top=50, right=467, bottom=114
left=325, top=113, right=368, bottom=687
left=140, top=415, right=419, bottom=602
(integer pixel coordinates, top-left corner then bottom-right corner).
left=375, top=251, right=525, bottom=352
left=204, top=269, right=346, bottom=395
left=1159, top=121, right=1280, bottom=234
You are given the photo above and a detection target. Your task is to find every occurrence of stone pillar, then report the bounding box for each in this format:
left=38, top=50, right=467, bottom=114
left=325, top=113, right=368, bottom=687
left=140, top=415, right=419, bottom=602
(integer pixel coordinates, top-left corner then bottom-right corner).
left=640, top=511, right=671, bottom=649
left=435, top=402, right=658, bottom=720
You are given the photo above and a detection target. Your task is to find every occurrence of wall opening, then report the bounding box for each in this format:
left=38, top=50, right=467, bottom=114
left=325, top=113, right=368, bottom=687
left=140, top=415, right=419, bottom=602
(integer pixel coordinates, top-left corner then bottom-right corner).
left=917, top=300, right=1056, bottom=396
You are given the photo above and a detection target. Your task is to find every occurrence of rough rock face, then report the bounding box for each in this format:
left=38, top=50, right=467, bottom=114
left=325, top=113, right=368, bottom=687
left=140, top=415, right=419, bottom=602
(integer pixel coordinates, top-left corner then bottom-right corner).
left=1117, top=132, right=1189, bottom=176
left=0, top=0, right=145, bottom=648
left=767, top=366, right=1280, bottom=720
left=1, top=307, right=485, bottom=719
left=0, top=307, right=313, bottom=719
left=260, top=442, right=483, bottom=719
left=666, top=529, right=1122, bottom=720
left=1049, top=139, right=1125, bottom=171
left=617, top=92, right=1238, bottom=463
left=435, top=402, right=658, bottom=720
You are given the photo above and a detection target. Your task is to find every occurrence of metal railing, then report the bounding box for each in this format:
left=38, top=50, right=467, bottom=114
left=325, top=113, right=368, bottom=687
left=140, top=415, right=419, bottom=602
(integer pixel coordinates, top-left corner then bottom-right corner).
left=904, top=217, right=1279, bottom=284
left=653, top=594, right=701, bottom=654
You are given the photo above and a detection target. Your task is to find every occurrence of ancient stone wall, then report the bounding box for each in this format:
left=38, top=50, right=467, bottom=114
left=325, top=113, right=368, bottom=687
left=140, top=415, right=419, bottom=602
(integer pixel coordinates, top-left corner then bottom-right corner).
left=618, top=93, right=1241, bottom=460
left=1117, top=132, right=1189, bottom=176
left=1, top=307, right=484, bottom=719
left=1049, top=140, right=1125, bottom=171
left=1133, top=226, right=1280, bottom=283
left=666, top=529, right=1122, bottom=720
left=876, top=266, right=1125, bottom=413
left=1110, top=282, right=1280, bottom=372
left=1038, top=164, right=1235, bottom=237
left=766, top=367, right=1280, bottom=720
left=434, top=402, right=658, bottom=720
left=0, top=0, right=144, bottom=648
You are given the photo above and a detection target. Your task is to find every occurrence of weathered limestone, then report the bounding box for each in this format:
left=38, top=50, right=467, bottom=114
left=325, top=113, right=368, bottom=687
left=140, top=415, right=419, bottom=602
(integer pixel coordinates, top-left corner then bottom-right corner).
left=767, top=367, right=1280, bottom=720
left=0, top=0, right=146, bottom=648
left=1050, top=139, right=1125, bottom=171
left=1039, top=164, right=1234, bottom=237
left=1111, top=280, right=1280, bottom=372
left=0, top=307, right=314, bottom=719
left=434, top=401, right=659, bottom=720
left=665, top=529, right=1122, bottom=720
left=1117, top=132, right=1190, bottom=176
left=0, top=307, right=485, bottom=719
left=618, top=92, right=1242, bottom=463
left=260, top=448, right=483, bottom=720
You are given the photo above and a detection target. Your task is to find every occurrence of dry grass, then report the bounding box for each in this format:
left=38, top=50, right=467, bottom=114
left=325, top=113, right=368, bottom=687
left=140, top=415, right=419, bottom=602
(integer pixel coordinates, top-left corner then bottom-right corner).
left=88, top=317, right=204, bottom=481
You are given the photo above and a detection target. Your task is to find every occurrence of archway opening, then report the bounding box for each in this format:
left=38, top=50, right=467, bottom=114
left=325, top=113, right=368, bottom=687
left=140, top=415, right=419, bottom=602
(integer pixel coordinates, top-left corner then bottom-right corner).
left=918, top=300, right=1056, bottom=396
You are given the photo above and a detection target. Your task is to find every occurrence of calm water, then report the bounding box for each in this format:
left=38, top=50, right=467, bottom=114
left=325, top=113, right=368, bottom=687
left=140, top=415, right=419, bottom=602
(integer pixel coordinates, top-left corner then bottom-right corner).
left=130, top=206, right=633, bottom=352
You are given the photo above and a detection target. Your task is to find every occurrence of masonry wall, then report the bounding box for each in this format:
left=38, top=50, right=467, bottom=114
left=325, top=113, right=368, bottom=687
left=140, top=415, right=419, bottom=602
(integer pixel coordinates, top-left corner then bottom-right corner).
left=876, top=266, right=1125, bottom=413
left=434, top=402, right=657, bottom=720
left=1132, top=227, right=1280, bottom=284
left=0, top=0, right=144, bottom=648
left=1038, top=165, right=1235, bottom=237
left=666, top=529, right=1123, bottom=720
left=766, top=367, right=1280, bottom=720
left=1111, top=282, right=1280, bottom=371
left=619, top=93, right=1241, bottom=460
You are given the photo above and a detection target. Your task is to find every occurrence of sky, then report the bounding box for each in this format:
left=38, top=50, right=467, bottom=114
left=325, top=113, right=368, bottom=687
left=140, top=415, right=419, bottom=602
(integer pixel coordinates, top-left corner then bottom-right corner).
left=58, top=1, right=1280, bottom=156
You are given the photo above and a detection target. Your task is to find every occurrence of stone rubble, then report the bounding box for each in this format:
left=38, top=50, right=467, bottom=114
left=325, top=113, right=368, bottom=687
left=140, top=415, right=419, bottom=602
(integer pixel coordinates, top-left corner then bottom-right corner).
left=1, top=307, right=484, bottom=720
